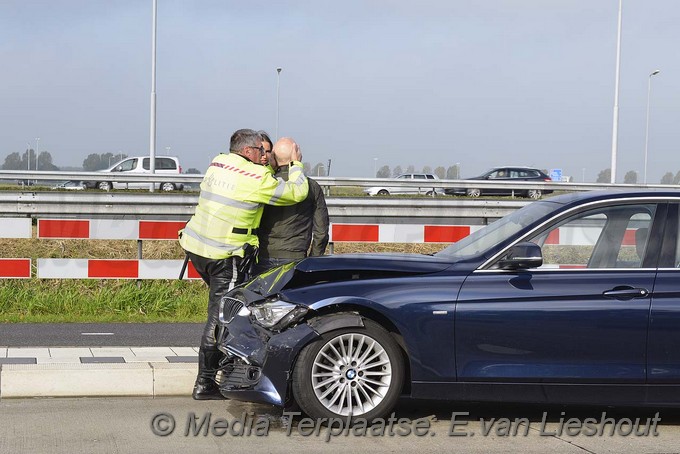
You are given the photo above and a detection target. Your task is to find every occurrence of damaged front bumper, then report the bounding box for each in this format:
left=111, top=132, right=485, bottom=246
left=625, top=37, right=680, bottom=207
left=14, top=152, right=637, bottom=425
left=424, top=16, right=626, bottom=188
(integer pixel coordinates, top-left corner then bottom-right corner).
left=215, top=299, right=319, bottom=407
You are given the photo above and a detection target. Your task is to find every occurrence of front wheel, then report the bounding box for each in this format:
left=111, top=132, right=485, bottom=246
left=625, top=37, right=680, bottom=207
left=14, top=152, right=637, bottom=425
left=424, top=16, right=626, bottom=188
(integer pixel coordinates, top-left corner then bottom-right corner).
left=527, top=189, right=542, bottom=199
left=97, top=181, right=112, bottom=191
left=466, top=188, right=481, bottom=197
left=292, top=319, right=404, bottom=420
left=161, top=182, right=176, bottom=191
left=377, top=189, right=389, bottom=196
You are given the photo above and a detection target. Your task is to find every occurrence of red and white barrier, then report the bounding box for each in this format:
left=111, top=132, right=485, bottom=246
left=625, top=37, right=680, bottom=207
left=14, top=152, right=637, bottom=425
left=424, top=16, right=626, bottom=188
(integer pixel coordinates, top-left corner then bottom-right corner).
left=0, top=219, right=32, bottom=277
left=0, top=259, right=31, bottom=278
left=0, top=218, right=32, bottom=238
left=0, top=218, right=646, bottom=279
left=329, top=224, right=483, bottom=243
left=37, top=259, right=201, bottom=280
left=37, top=219, right=186, bottom=240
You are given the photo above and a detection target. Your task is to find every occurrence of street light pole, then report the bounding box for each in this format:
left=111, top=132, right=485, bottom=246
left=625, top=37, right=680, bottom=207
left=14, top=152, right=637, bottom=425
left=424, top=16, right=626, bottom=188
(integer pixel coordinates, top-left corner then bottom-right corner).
left=643, top=69, right=660, bottom=184
left=35, top=137, right=40, bottom=170
left=275, top=67, right=282, bottom=140
left=373, top=157, right=378, bottom=177
left=148, top=0, right=158, bottom=192
left=610, top=0, right=623, bottom=184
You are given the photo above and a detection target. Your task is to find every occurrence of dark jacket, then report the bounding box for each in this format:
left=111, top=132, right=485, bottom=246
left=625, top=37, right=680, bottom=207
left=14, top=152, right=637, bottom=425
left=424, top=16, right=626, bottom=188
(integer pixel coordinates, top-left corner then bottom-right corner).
left=257, top=166, right=329, bottom=259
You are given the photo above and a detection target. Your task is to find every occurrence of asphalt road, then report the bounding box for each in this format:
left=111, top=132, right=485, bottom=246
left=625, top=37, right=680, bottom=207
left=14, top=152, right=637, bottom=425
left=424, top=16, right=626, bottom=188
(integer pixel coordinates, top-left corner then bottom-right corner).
left=0, top=323, right=202, bottom=347
left=1, top=397, right=679, bottom=454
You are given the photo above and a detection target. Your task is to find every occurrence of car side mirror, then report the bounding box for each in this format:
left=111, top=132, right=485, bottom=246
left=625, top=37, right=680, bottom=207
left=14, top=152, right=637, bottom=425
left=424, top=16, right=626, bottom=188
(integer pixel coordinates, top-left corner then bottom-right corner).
left=498, top=242, right=543, bottom=270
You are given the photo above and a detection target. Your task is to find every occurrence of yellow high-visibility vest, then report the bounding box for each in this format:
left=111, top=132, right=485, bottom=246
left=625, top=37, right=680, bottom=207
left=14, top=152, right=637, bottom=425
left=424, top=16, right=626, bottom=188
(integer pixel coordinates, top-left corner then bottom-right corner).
left=179, top=152, right=308, bottom=259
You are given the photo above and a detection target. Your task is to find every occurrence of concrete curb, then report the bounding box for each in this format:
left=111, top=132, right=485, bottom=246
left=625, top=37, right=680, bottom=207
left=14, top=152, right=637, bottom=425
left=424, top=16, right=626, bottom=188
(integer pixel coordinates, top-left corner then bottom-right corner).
left=0, top=362, right=197, bottom=398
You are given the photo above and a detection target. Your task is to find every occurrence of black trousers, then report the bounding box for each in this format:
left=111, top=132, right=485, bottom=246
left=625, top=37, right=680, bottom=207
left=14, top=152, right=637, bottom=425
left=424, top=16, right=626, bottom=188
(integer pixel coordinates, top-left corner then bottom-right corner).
left=185, top=251, right=244, bottom=349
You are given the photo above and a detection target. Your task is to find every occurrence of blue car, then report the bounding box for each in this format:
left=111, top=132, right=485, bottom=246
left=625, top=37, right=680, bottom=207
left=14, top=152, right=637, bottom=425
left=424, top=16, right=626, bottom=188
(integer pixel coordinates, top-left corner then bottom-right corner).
left=216, top=190, right=680, bottom=420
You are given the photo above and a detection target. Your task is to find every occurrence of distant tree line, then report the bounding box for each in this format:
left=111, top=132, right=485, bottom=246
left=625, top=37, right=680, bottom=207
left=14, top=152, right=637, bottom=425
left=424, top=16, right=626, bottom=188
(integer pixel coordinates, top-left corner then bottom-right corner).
left=1, top=150, right=331, bottom=176
left=2, top=148, right=59, bottom=171
left=595, top=168, right=680, bottom=185
left=1, top=150, right=128, bottom=172
left=3, top=149, right=679, bottom=184
left=375, top=164, right=462, bottom=179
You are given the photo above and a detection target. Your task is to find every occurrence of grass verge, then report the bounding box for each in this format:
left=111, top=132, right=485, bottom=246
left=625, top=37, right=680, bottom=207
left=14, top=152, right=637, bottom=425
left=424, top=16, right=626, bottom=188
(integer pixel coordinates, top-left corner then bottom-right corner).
left=0, top=279, right=206, bottom=323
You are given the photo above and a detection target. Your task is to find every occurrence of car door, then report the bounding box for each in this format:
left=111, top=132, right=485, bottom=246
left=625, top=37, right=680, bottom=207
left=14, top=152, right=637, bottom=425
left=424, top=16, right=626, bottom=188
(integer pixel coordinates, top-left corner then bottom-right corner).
left=111, top=158, right=138, bottom=189
left=486, top=168, right=511, bottom=196
left=455, top=201, right=664, bottom=386
left=413, top=174, right=428, bottom=194
left=394, top=174, right=413, bottom=194
left=647, top=202, right=680, bottom=386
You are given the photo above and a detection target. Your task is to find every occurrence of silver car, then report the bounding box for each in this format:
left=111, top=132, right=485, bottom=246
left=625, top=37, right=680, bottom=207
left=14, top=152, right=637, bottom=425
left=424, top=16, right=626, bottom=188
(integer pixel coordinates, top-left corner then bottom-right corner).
left=364, top=173, right=444, bottom=196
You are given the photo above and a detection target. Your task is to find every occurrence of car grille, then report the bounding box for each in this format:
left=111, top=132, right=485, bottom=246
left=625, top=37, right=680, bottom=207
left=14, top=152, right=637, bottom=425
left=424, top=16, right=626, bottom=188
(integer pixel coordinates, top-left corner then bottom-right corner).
left=220, top=297, right=244, bottom=324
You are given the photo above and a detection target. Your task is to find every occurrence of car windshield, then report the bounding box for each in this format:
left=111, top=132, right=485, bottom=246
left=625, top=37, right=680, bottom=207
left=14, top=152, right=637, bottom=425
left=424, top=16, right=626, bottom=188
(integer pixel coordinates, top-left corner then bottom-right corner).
left=435, top=200, right=558, bottom=259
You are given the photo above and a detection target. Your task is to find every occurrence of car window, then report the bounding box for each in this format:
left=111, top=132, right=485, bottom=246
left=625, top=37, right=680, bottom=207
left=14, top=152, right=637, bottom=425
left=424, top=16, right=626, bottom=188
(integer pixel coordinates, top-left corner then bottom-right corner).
left=157, top=158, right=177, bottom=170
left=414, top=174, right=427, bottom=180
left=436, top=200, right=556, bottom=259
left=674, top=210, right=680, bottom=267
left=426, top=175, right=435, bottom=179
left=141, top=158, right=177, bottom=170
left=118, top=159, right=136, bottom=171
left=525, top=204, right=656, bottom=269
left=396, top=175, right=409, bottom=179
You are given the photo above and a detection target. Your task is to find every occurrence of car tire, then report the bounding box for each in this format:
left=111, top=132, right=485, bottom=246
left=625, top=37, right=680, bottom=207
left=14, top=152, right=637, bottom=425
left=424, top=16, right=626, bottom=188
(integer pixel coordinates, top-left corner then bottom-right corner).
left=377, top=189, right=389, bottom=196
left=161, top=182, right=176, bottom=192
left=425, top=190, right=436, bottom=196
left=466, top=188, right=481, bottom=197
left=292, top=318, right=404, bottom=421
left=527, top=189, right=542, bottom=199
left=97, top=181, right=112, bottom=191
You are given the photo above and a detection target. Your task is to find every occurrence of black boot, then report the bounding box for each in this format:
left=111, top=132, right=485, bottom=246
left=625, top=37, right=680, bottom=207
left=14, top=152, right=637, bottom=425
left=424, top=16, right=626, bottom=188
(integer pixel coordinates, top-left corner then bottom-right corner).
left=192, top=348, right=227, bottom=400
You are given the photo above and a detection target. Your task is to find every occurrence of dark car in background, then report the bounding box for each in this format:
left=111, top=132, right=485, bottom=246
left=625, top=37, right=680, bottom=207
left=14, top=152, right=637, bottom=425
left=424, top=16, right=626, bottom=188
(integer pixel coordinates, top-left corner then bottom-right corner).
left=445, top=166, right=553, bottom=199
left=215, top=190, right=680, bottom=420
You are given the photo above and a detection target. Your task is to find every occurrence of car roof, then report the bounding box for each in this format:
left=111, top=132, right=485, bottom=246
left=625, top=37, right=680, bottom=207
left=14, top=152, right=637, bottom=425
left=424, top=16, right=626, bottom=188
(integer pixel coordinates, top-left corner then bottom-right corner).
left=490, top=166, right=542, bottom=171
left=542, top=189, right=680, bottom=207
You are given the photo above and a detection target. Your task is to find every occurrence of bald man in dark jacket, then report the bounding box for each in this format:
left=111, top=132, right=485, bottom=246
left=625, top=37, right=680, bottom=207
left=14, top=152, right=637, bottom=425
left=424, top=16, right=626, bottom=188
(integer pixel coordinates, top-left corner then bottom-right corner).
left=255, top=138, right=329, bottom=273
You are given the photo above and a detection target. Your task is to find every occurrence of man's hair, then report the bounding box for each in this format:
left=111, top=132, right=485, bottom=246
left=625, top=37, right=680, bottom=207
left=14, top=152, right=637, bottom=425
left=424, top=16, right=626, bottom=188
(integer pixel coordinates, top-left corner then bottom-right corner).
left=230, top=129, right=261, bottom=154
left=258, top=130, right=273, bottom=149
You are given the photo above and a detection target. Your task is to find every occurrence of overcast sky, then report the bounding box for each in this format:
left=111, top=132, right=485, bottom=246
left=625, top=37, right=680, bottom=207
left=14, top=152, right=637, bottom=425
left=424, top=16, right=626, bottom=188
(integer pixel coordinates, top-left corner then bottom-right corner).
left=1, top=1, right=679, bottom=182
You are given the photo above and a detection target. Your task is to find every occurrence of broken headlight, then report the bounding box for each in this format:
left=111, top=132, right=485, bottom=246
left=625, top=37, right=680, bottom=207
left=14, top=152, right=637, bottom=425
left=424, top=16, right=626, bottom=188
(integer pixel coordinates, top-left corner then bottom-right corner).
left=250, top=298, right=307, bottom=330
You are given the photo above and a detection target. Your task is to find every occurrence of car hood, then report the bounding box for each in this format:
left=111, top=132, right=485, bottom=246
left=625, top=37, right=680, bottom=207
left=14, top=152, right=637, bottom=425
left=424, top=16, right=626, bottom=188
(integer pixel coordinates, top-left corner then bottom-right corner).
left=237, top=253, right=453, bottom=299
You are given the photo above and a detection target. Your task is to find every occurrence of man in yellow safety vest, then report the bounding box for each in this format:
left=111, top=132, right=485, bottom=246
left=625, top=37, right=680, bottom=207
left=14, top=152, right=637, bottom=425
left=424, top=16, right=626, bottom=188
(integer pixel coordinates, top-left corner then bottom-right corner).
left=179, top=128, right=308, bottom=400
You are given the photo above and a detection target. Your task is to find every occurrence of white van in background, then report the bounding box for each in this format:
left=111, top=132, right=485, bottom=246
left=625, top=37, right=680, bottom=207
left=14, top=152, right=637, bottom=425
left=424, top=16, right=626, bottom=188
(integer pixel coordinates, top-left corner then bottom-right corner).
left=85, top=156, right=184, bottom=191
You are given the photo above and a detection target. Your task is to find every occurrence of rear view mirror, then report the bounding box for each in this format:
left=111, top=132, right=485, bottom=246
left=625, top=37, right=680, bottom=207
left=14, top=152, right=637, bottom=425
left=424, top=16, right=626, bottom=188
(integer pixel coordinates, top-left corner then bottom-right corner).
left=498, top=242, right=543, bottom=270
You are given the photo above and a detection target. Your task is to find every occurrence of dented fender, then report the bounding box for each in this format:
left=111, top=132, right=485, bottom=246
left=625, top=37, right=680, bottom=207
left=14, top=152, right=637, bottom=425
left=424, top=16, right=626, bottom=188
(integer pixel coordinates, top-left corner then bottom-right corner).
left=307, top=312, right=364, bottom=335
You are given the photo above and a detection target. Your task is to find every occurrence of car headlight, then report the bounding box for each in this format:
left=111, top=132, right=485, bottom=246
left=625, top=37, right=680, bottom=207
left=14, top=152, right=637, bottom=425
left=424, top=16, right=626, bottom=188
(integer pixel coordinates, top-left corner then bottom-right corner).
left=250, top=299, right=307, bottom=330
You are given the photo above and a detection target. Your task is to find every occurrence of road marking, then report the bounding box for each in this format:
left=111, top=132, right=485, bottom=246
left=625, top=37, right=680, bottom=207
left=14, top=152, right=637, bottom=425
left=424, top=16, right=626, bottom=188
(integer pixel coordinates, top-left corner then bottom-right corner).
left=80, top=332, right=115, bottom=336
